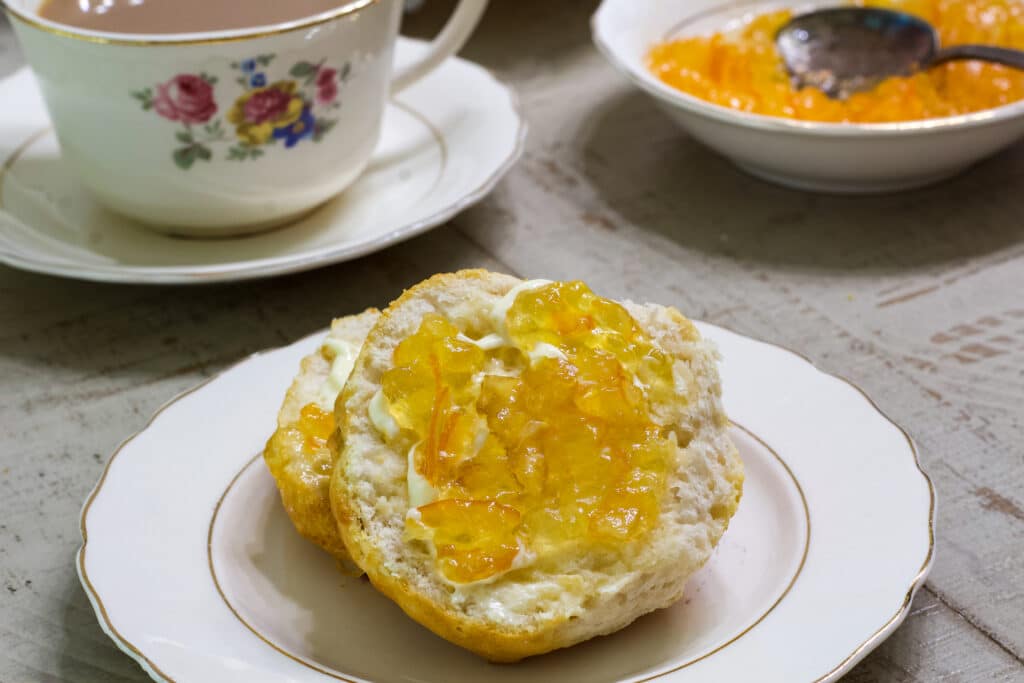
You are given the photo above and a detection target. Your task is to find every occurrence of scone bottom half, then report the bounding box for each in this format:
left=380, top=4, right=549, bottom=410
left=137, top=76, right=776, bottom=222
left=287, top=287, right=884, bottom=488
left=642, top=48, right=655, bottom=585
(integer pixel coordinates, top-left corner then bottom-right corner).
left=263, top=309, right=380, bottom=575
left=332, top=270, right=744, bottom=662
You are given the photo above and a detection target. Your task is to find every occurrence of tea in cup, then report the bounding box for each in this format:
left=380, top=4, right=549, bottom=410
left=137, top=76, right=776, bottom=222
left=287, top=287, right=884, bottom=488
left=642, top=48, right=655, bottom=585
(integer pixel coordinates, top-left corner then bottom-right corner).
left=5, top=0, right=488, bottom=236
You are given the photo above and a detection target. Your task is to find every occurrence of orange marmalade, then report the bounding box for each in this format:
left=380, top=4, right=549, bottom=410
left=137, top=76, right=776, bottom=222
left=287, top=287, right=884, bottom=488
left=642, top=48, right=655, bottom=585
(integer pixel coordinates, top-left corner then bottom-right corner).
left=378, top=282, right=678, bottom=583
left=297, top=403, right=335, bottom=454
left=647, top=0, right=1024, bottom=123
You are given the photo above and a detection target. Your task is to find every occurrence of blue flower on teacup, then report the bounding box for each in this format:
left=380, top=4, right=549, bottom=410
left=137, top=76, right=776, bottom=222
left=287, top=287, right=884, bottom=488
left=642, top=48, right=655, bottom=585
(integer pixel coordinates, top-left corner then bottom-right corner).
left=273, top=105, right=316, bottom=148
left=250, top=73, right=267, bottom=88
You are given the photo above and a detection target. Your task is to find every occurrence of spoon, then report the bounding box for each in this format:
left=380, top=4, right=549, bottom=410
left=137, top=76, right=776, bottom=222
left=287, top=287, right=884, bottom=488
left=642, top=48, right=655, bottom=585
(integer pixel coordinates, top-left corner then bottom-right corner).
left=776, top=7, right=1024, bottom=98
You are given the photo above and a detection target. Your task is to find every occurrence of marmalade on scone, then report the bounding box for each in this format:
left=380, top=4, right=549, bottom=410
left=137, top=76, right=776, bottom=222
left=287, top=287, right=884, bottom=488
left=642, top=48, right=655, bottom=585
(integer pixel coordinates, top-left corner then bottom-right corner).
left=647, top=0, right=1024, bottom=123
left=373, top=282, right=680, bottom=583
left=297, top=403, right=335, bottom=454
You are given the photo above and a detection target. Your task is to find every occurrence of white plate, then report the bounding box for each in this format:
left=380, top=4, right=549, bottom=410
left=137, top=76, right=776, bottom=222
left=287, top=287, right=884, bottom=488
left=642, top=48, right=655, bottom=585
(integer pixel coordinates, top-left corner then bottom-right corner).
left=79, top=322, right=934, bottom=683
left=0, top=39, right=525, bottom=283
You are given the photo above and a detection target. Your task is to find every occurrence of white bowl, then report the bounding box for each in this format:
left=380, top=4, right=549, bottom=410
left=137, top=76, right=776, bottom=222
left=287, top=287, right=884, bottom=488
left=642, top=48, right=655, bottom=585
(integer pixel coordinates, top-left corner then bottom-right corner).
left=592, top=0, right=1024, bottom=193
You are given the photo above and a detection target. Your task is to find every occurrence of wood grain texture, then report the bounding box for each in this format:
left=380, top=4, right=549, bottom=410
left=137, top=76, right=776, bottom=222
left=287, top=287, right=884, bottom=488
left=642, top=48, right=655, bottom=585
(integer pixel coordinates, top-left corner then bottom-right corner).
left=1, top=1, right=1023, bottom=681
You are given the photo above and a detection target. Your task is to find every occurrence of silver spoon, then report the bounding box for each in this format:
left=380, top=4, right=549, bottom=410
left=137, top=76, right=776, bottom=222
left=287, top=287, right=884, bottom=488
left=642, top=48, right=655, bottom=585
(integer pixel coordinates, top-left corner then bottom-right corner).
left=776, top=7, right=1024, bottom=98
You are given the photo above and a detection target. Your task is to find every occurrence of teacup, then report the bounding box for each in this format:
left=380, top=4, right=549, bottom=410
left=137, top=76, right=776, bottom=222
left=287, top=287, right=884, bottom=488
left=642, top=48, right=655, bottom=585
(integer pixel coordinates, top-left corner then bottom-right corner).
left=4, top=0, right=488, bottom=236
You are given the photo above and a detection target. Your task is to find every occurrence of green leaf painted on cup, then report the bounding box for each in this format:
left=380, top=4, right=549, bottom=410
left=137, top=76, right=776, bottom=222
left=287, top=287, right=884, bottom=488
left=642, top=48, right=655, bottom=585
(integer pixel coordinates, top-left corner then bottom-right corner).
left=227, top=145, right=261, bottom=161
left=173, top=146, right=197, bottom=170
left=312, top=118, right=336, bottom=143
left=176, top=131, right=193, bottom=144
left=290, top=61, right=317, bottom=78
left=131, top=88, right=154, bottom=111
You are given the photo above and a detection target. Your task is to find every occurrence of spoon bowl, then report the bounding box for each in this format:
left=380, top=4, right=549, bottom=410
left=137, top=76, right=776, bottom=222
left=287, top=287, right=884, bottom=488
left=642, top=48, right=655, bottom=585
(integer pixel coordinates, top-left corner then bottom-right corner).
left=777, top=7, right=1024, bottom=98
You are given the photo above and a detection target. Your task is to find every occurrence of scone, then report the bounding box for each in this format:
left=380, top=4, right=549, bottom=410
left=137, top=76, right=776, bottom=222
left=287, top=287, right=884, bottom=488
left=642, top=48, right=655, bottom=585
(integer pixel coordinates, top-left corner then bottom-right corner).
left=264, top=309, right=379, bottom=570
left=330, top=270, right=742, bottom=661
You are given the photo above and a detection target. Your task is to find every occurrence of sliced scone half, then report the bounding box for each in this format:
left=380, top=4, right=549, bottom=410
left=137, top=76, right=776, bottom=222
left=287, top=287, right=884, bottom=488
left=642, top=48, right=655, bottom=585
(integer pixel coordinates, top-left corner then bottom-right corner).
left=264, top=309, right=379, bottom=571
left=331, top=270, right=742, bottom=661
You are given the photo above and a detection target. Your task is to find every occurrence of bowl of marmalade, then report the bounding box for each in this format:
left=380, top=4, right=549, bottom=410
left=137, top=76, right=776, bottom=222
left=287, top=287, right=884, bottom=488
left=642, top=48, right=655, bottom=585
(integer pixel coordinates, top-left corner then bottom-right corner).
left=592, top=0, right=1024, bottom=193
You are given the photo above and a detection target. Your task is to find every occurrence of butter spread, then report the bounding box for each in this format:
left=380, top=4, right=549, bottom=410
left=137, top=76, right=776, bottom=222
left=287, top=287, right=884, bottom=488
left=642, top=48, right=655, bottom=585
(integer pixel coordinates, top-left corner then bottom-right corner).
left=316, top=337, right=360, bottom=409
left=456, top=332, right=506, bottom=350
left=527, top=341, right=567, bottom=363
left=407, top=443, right=438, bottom=507
left=368, top=389, right=400, bottom=440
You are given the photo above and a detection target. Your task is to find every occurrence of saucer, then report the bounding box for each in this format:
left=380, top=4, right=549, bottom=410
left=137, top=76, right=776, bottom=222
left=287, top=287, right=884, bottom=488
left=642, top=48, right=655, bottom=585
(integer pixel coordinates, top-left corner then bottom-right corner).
left=79, top=321, right=934, bottom=682
left=0, top=39, right=525, bottom=284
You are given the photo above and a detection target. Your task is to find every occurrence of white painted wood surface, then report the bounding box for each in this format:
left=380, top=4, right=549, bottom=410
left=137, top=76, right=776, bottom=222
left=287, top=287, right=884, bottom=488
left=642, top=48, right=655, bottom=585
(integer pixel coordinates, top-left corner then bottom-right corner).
left=1, top=2, right=1022, bottom=680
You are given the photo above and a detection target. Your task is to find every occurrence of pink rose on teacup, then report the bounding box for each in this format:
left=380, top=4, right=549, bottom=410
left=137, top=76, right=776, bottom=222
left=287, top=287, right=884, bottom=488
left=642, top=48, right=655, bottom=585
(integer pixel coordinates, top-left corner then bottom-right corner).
left=153, top=74, right=217, bottom=124
left=241, top=85, right=297, bottom=124
left=316, top=67, right=338, bottom=105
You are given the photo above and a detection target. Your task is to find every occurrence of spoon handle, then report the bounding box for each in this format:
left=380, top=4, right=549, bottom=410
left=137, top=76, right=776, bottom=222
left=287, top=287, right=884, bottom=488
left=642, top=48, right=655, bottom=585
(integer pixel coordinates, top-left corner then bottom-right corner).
left=932, top=45, right=1024, bottom=70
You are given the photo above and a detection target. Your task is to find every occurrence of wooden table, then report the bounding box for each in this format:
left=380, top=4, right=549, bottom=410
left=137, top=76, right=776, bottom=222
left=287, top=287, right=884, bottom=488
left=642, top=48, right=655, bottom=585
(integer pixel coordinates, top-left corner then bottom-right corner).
left=1, top=2, right=1022, bottom=680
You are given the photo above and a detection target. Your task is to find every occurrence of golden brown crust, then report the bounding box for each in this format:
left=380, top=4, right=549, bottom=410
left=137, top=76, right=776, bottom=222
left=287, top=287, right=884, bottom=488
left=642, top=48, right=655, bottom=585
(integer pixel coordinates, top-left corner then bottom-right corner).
left=339, top=520, right=565, bottom=662
left=265, top=427, right=351, bottom=560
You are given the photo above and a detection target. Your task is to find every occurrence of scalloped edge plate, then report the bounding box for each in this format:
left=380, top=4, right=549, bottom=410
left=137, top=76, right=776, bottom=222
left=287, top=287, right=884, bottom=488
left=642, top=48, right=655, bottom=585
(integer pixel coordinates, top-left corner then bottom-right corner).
left=78, top=320, right=934, bottom=682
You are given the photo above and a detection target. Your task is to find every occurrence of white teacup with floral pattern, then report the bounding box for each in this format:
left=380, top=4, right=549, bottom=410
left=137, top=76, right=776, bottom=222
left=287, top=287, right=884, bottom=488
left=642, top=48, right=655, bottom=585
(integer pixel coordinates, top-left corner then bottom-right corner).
left=5, top=0, right=488, bottom=236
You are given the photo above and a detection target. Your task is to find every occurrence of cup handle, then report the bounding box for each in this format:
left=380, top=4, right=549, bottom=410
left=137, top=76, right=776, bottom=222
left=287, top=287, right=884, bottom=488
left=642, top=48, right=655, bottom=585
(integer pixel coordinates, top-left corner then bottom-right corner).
left=390, top=0, right=489, bottom=94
